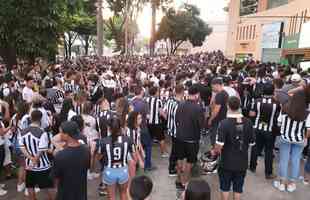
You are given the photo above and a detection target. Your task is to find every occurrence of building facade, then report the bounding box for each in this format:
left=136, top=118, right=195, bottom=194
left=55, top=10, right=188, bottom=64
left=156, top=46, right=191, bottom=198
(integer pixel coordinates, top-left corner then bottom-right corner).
left=226, top=0, right=310, bottom=64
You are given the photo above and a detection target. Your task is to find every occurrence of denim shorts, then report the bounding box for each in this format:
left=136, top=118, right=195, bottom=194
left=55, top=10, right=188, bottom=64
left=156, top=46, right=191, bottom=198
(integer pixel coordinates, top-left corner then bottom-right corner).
left=102, top=166, right=129, bottom=186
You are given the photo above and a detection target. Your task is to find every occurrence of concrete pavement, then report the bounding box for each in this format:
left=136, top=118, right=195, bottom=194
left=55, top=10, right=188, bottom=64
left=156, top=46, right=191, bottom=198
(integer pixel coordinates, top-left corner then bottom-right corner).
left=0, top=144, right=310, bottom=200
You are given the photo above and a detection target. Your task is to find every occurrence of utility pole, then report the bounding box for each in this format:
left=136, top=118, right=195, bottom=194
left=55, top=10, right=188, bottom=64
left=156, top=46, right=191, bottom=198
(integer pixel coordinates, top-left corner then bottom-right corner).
left=97, top=0, right=104, bottom=57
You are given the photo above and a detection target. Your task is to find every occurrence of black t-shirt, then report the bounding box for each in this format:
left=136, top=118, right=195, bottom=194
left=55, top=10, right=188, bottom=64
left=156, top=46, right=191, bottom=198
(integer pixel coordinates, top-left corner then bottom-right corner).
left=212, top=90, right=228, bottom=127
left=176, top=100, right=204, bottom=142
left=216, top=117, right=255, bottom=172
left=52, top=145, right=90, bottom=200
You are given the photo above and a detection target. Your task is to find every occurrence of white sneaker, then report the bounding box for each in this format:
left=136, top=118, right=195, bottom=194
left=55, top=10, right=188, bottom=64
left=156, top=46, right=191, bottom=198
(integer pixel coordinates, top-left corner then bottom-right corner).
left=25, top=187, right=40, bottom=196
left=287, top=183, right=297, bottom=193
left=24, top=189, right=29, bottom=196
left=0, top=184, right=5, bottom=188
left=91, top=172, right=100, bottom=179
left=87, top=173, right=94, bottom=180
left=273, top=180, right=285, bottom=192
left=0, top=188, right=7, bottom=196
left=17, top=183, right=25, bottom=192
left=161, top=153, right=169, bottom=158
left=35, top=187, right=40, bottom=193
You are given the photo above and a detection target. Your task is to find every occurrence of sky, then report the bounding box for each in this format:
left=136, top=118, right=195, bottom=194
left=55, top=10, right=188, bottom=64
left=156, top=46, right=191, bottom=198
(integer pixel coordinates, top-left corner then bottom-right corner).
left=137, top=0, right=229, bottom=38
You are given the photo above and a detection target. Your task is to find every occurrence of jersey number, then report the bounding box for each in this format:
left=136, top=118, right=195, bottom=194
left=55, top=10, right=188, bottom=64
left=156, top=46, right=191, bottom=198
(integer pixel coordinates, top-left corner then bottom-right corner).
left=113, top=147, right=122, bottom=160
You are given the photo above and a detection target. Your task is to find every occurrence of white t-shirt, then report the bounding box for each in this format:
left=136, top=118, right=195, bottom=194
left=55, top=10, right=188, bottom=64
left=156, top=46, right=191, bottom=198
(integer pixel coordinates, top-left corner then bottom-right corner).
left=22, top=87, right=34, bottom=103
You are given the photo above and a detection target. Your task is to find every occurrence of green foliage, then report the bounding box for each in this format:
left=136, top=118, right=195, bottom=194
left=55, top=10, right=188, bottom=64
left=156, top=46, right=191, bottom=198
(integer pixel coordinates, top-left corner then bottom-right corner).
left=0, top=0, right=66, bottom=66
left=104, top=15, right=139, bottom=53
left=155, top=4, right=212, bottom=54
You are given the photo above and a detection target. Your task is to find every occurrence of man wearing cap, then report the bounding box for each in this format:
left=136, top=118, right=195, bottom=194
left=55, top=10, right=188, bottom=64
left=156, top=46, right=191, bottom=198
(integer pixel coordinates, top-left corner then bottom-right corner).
left=283, top=73, right=302, bottom=92
left=175, top=85, right=205, bottom=190
left=51, top=121, right=90, bottom=200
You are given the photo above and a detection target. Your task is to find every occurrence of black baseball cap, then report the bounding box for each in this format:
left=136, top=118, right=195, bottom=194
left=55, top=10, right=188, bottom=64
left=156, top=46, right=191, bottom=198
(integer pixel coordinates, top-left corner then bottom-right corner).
left=211, top=77, right=224, bottom=85
left=60, top=121, right=81, bottom=139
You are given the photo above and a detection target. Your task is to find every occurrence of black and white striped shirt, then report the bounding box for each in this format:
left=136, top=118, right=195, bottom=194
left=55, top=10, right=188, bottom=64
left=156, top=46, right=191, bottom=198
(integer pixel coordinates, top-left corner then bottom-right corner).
left=126, top=128, right=141, bottom=149
left=74, top=104, right=83, bottom=115
left=19, top=126, right=52, bottom=171
left=97, top=135, right=134, bottom=168
left=278, top=112, right=310, bottom=143
left=164, top=98, right=179, bottom=138
left=251, top=97, right=280, bottom=132
left=64, top=81, right=80, bottom=94
left=146, top=96, right=163, bottom=125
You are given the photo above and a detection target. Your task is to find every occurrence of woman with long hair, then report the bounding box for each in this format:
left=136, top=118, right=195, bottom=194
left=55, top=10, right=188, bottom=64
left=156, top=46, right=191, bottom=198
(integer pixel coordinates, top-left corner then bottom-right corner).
left=126, top=111, right=145, bottom=178
left=274, top=89, right=310, bottom=192
left=81, top=101, right=100, bottom=180
left=115, top=96, right=129, bottom=129
left=11, top=101, right=30, bottom=193
left=97, top=116, right=134, bottom=200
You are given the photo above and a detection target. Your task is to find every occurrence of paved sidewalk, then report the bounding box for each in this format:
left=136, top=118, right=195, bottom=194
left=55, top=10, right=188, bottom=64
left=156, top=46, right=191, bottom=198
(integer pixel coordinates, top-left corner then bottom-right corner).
left=1, top=145, right=310, bottom=200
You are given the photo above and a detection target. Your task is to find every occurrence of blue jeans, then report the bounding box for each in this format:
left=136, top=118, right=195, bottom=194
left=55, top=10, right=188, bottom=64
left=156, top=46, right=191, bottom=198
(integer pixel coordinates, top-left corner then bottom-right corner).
left=141, top=127, right=152, bottom=169
left=278, top=138, right=304, bottom=181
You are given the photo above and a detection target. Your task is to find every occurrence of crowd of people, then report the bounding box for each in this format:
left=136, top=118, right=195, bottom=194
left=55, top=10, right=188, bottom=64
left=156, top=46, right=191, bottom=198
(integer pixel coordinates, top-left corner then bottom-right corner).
left=0, top=50, right=309, bottom=200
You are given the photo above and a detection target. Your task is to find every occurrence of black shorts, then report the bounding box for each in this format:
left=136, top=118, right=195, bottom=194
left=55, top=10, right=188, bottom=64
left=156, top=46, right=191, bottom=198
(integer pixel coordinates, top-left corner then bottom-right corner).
left=218, top=169, right=246, bottom=193
left=148, top=124, right=165, bottom=141
left=175, top=140, right=199, bottom=163
left=26, top=169, right=54, bottom=189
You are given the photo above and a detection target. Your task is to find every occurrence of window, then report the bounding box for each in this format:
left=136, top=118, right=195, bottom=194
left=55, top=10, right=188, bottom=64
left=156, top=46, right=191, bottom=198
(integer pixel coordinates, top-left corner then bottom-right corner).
left=267, top=0, right=288, bottom=10
left=240, top=0, right=258, bottom=16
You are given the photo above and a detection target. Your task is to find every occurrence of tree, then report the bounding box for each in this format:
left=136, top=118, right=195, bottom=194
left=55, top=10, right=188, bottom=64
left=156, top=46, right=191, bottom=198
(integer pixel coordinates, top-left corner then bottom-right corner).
left=104, top=0, right=143, bottom=54
left=149, top=0, right=172, bottom=56
left=104, top=15, right=139, bottom=53
left=0, top=0, right=66, bottom=68
left=155, top=4, right=212, bottom=55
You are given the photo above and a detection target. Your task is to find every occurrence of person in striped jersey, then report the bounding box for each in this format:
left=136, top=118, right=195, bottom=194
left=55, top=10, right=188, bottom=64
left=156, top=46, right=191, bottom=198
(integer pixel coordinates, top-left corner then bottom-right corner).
left=97, top=117, right=134, bottom=200
left=126, top=111, right=144, bottom=178
left=146, top=86, right=168, bottom=158
left=164, top=84, right=184, bottom=176
left=249, top=83, right=281, bottom=179
left=19, top=110, right=54, bottom=200
left=273, top=89, right=310, bottom=192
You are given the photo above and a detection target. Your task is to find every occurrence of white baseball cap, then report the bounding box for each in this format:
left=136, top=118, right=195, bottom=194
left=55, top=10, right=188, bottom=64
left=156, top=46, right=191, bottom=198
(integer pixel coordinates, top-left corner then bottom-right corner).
left=291, top=74, right=301, bottom=82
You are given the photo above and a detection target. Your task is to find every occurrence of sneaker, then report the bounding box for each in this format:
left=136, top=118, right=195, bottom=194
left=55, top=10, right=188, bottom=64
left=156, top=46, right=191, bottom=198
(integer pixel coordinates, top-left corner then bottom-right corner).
left=17, top=183, right=25, bottom=192
left=25, top=188, right=40, bottom=196
left=0, top=188, right=7, bottom=196
left=287, top=183, right=297, bottom=193
left=169, top=170, right=177, bottom=177
left=91, top=172, right=100, bottom=179
left=303, top=180, right=309, bottom=185
left=273, top=180, right=285, bottom=192
left=0, top=184, right=5, bottom=189
left=87, top=172, right=94, bottom=180
left=161, top=153, right=169, bottom=158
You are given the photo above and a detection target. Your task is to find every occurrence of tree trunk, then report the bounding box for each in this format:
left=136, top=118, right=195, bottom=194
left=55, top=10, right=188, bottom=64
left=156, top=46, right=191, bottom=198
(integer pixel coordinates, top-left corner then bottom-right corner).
left=84, top=35, right=90, bottom=55
left=150, top=0, right=156, bottom=56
